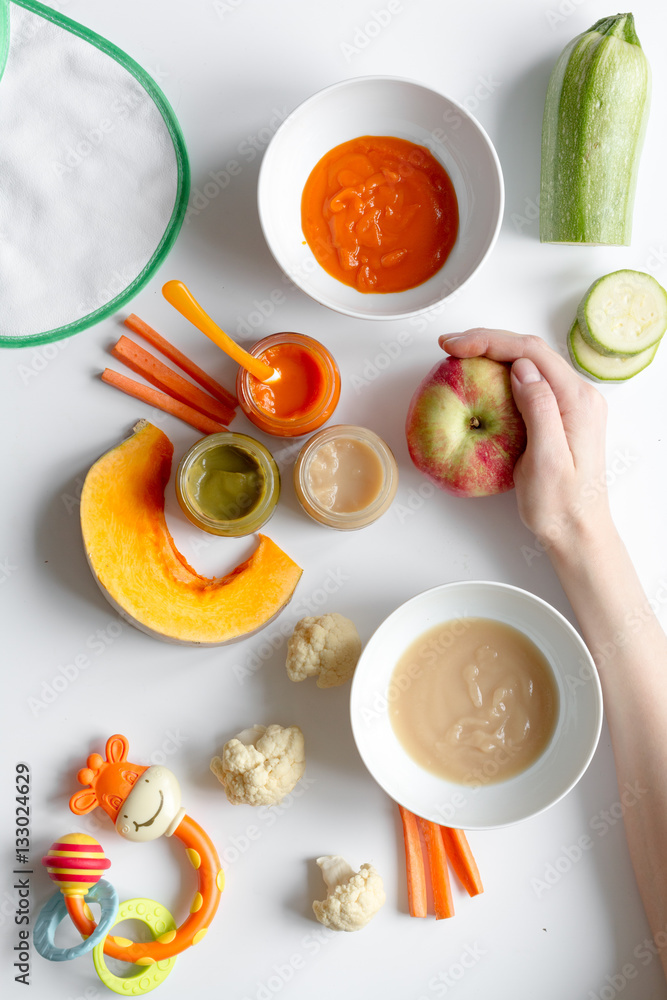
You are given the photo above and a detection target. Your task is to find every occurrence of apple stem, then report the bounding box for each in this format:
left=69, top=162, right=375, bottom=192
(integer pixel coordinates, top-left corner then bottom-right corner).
left=470, top=416, right=481, bottom=429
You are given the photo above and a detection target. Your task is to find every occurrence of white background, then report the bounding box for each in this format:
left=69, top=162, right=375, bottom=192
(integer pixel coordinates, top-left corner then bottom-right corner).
left=2, top=1, right=667, bottom=998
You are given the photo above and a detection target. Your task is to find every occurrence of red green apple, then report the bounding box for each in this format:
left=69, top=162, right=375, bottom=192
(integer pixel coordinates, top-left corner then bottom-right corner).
left=405, top=356, right=527, bottom=497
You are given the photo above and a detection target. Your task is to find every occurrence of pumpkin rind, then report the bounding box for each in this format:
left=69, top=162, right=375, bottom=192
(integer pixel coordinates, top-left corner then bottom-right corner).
left=80, top=420, right=302, bottom=645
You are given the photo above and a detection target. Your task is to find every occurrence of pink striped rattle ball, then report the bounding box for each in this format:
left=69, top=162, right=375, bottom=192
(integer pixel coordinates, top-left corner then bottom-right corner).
left=41, top=833, right=111, bottom=897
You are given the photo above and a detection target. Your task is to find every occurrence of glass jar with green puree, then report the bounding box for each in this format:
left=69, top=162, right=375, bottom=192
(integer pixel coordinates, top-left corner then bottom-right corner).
left=176, top=432, right=280, bottom=536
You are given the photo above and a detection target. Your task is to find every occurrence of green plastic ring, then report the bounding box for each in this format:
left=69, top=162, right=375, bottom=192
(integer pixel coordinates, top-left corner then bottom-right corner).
left=92, top=898, right=177, bottom=995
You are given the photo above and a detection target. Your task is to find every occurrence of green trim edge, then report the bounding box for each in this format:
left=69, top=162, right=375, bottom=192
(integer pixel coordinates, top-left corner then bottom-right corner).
left=0, top=0, right=10, bottom=84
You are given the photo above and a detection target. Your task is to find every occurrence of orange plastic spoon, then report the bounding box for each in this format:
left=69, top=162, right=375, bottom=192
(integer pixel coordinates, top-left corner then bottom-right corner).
left=162, top=280, right=278, bottom=383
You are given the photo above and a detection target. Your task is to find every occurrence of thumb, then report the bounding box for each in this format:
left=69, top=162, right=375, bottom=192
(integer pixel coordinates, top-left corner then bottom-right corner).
left=510, top=358, right=569, bottom=470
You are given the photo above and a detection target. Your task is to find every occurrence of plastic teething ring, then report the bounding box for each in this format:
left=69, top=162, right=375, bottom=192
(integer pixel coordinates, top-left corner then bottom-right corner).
left=34, top=878, right=118, bottom=962
left=93, top=898, right=177, bottom=995
left=67, top=815, right=223, bottom=961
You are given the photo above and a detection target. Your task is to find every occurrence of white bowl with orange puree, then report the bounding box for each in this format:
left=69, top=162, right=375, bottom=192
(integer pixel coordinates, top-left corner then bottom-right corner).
left=350, top=581, right=603, bottom=829
left=258, top=76, right=503, bottom=321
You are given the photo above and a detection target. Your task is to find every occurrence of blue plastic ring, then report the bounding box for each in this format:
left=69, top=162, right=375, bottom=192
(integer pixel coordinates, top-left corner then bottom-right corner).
left=34, top=878, right=119, bottom=962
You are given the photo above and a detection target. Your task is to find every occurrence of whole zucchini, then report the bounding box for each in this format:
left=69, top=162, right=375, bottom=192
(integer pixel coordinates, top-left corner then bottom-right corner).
left=540, top=13, right=650, bottom=245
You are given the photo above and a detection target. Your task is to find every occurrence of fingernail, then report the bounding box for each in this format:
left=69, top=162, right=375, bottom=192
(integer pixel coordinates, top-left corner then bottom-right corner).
left=512, top=358, right=543, bottom=384
left=439, top=334, right=463, bottom=346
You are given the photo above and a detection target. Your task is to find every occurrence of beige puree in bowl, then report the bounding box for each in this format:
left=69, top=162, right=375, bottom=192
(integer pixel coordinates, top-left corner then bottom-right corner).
left=389, top=617, right=559, bottom=785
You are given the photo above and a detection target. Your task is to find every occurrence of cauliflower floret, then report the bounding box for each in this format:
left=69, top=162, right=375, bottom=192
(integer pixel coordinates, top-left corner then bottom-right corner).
left=312, top=855, right=386, bottom=932
left=286, top=613, right=361, bottom=688
left=210, top=723, right=305, bottom=806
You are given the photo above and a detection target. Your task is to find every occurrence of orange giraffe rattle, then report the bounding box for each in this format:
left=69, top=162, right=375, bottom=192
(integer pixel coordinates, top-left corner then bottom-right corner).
left=66, top=734, right=224, bottom=962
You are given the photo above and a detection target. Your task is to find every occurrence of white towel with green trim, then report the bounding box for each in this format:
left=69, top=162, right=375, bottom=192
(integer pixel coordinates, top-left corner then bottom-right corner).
left=0, top=0, right=190, bottom=347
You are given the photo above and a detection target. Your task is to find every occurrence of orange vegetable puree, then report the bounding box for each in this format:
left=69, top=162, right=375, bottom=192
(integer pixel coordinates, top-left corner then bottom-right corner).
left=301, top=135, right=459, bottom=294
left=248, top=342, right=327, bottom=419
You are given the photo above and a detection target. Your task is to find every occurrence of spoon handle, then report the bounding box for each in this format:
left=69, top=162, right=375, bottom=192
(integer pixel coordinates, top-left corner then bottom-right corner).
left=162, top=280, right=275, bottom=383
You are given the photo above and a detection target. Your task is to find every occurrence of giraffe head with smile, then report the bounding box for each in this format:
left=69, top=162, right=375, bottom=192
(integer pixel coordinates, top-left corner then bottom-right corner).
left=70, top=735, right=184, bottom=842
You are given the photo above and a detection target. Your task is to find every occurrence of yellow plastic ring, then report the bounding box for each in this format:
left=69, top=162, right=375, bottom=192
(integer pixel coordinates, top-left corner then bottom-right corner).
left=92, top=898, right=177, bottom=995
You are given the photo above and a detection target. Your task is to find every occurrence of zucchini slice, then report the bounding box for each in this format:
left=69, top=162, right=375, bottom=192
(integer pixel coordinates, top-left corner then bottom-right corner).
left=577, top=269, right=667, bottom=356
left=540, top=14, right=650, bottom=246
left=568, top=318, right=658, bottom=382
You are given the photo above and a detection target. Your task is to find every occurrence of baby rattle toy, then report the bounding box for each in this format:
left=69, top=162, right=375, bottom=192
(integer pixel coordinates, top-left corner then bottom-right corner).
left=34, top=734, right=224, bottom=993
left=34, top=833, right=117, bottom=962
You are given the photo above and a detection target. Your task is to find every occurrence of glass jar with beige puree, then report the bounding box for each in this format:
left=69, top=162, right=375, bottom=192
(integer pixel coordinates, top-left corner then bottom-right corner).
left=293, top=424, right=398, bottom=529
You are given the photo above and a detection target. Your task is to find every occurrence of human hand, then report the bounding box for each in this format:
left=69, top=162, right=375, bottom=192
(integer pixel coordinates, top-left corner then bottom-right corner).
left=438, top=329, right=613, bottom=552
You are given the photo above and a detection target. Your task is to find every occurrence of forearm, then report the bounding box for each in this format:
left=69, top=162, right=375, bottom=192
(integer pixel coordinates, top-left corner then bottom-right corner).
left=548, top=523, right=667, bottom=960
left=440, top=328, right=667, bottom=961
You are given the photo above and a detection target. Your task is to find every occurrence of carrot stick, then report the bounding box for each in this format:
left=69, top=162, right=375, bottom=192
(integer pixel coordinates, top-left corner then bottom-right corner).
left=440, top=827, right=484, bottom=897
left=124, top=313, right=238, bottom=409
left=111, top=335, right=235, bottom=426
left=101, top=369, right=226, bottom=436
left=398, top=805, right=427, bottom=918
left=418, top=816, right=455, bottom=920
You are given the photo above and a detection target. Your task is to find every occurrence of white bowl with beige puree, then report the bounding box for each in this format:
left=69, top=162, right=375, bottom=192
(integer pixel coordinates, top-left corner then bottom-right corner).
left=350, top=580, right=603, bottom=829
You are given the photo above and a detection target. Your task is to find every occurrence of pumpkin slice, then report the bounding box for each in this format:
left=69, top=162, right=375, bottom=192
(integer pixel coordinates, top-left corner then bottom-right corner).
left=80, top=420, right=302, bottom=645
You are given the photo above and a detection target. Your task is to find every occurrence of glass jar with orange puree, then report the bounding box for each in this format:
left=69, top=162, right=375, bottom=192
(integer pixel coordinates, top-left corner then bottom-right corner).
left=236, top=332, right=340, bottom=437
